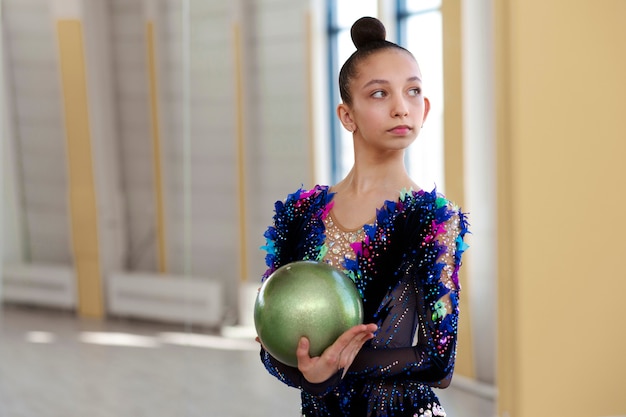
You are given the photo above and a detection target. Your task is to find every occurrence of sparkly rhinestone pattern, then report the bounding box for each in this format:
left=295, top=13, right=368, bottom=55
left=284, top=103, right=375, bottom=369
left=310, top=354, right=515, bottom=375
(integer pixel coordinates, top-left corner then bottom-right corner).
left=259, top=185, right=469, bottom=417
left=321, top=214, right=368, bottom=268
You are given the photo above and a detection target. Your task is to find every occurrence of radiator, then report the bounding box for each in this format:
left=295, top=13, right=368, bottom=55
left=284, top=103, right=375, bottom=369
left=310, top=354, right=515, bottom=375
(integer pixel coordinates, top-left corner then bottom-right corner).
left=1, top=265, right=223, bottom=326
left=107, top=272, right=223, bottom=327
left=1, top=263, right=76, bottom=309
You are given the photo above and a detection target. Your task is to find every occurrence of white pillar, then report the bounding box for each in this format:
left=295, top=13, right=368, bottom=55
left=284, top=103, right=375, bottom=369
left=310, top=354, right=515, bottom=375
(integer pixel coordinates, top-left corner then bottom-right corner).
left=462, top=0, right=497, bottom=385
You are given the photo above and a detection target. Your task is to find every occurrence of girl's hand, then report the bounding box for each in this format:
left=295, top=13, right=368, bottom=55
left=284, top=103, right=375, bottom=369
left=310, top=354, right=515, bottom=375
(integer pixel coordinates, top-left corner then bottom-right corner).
left=296, top=323, right=377, bottom=384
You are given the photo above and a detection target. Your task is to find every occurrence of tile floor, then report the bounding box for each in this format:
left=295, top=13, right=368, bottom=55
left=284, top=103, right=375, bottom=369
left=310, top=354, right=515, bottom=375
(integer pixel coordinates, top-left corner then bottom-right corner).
left=0, top=304, right=496, bottom=417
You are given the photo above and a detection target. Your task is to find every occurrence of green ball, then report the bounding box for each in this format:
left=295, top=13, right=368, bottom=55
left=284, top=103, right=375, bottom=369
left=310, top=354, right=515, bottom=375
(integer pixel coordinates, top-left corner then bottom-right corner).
left=254, top=260, right=364, bottom=367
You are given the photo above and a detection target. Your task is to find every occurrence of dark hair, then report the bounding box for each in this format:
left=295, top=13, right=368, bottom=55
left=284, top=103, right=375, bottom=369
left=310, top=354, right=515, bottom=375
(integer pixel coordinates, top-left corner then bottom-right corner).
left=338, top=17, right=412, bottom=105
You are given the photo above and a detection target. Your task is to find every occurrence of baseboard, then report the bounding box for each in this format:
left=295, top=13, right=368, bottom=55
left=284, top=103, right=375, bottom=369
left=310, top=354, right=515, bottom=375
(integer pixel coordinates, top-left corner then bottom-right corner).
left=450, top=374, right=497, bottom=400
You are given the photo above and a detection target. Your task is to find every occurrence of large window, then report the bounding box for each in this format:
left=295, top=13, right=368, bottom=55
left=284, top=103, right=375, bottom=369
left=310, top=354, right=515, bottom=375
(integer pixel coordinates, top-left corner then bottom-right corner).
left=327, top=0, right=379, bottom=183
left=399, top=0, right=445, bottom=191
left=328, top=0, right=444, bottom=191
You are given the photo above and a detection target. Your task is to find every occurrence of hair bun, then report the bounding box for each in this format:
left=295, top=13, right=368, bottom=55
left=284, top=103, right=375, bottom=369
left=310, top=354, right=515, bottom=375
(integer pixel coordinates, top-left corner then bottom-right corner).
left=351, top=17, right=386, bottom=49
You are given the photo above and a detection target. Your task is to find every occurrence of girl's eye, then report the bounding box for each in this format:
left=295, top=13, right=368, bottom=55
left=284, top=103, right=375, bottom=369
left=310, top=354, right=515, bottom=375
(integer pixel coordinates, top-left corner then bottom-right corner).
left=371, top=90, right=386, bottom=98
left=408, top=88, right=421, bottom=96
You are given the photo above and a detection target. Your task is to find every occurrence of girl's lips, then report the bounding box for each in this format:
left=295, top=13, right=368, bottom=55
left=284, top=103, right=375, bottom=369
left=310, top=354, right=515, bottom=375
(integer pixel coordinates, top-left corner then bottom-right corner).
left=388, top=126, right=412, bottom=135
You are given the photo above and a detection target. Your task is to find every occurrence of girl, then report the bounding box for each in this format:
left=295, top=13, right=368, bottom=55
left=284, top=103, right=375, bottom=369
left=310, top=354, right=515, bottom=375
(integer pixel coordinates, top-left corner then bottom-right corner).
left=258, top=16, right=469, bottom=417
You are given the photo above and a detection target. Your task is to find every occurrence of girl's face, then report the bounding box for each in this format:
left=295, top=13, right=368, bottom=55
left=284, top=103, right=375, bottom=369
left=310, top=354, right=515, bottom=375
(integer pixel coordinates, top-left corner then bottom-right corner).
left=338, top=48, right=430, bottom=153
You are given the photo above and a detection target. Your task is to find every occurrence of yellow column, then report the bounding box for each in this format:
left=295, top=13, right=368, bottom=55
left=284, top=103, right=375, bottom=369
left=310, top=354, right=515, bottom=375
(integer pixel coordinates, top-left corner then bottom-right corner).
left=56, top=19, right=103, bottom=318
left=145, top=19, right=168, bottom=273
left=233, top=23, right=248, bottom=283
left=495, top=1, right=517, bottom=412
left=496, top=1, right=626, bottom=415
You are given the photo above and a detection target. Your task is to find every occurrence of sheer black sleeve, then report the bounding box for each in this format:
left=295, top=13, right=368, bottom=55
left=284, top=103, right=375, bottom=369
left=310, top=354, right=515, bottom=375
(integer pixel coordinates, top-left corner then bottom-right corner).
left=346, top=208, right=468, bottom=387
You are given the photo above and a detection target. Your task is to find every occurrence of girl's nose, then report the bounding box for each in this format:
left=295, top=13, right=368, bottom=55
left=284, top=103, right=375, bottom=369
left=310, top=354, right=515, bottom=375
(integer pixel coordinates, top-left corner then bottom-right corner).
left=391, top=98, right=409, bottom=117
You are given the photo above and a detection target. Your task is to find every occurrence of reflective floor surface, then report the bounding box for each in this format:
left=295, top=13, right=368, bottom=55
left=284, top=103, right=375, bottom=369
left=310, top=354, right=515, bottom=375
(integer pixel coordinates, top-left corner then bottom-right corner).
left=0, top=304, right=496, bottom=417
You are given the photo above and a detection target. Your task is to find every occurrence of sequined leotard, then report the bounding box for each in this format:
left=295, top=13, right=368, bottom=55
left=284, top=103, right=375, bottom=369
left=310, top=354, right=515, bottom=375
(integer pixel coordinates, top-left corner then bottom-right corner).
left=260, top=185, right=469, bottom=417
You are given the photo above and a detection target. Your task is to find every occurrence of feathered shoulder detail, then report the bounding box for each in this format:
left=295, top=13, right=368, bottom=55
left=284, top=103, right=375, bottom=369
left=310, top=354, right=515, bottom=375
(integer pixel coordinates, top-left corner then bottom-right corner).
left=260, top=186, right=470, bottom=323
left=344, top=188, right=469, bottom=321
left=260, top=185, right=334, bottom=279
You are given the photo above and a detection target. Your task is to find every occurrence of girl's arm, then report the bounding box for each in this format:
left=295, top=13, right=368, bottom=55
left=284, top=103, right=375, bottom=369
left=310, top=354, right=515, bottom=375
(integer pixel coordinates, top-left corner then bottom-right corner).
left=260, top=322, right=377, bottom=396
left=260, top=346, right=343, bottom=395
left=346, top=209, right=468, bottom=387
left=258, top=186, right=343, bottom=395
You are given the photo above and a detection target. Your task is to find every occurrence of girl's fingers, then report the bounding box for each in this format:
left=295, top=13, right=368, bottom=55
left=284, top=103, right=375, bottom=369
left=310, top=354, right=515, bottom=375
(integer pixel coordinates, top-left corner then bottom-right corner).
left=331, top=324, right=377, bottom=353
left=296, top=337, right=311, bottom=361
left=296, top=324, right=377, bottom=384
left=325, top=324, right=376, bottom=372
left=338, top=330, right=375, bottom=370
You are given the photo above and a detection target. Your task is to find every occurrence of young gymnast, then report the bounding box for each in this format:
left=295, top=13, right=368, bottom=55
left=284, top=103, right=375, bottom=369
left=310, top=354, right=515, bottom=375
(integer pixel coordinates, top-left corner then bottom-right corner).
left=258, top=16, right=469, bottom=417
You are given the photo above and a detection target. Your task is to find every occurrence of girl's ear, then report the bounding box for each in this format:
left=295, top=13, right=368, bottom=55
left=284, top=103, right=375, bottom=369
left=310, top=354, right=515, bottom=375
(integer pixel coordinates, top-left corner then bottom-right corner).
left=337, top=103, right=356, bottom=133
left=422, top=97, right=431, bottom=124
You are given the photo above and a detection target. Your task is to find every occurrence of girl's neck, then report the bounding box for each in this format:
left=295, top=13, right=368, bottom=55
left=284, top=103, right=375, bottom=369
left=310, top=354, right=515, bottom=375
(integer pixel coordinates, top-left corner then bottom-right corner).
left=329, top=163, right=417, bottom=230
left=335, top=157, right=416, bottom=196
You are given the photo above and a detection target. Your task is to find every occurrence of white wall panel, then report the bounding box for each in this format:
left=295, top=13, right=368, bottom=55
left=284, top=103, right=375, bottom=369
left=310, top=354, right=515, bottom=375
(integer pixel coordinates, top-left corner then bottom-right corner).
left=258, top=126, right=309, bottom=154
left=22, top=184, right=67, bottom=210
left=191, top=24, right=230, bottom=44
left=24, top=210, right=71, bottom=263
left=14, top=96, right=63, bottom=125
left=244, top=0, right=312, bottom=284
left=165, top=169, right=233, bottom=194
left=166, top=245, right=235, bottom=282
left=125, top=188, right=154, bottom=211
left=11, top=67, right=61, bottom=96
left=4, top=37, right=58, bottom=65
left=117, top=71, right=150, bottom=97
left=118, top=135, right=152, bottom=161
left=110, top=14, right=144, bottom=39
left=3, top=0, right=70, bottom=265
left=120, top=157, right=153, bottom=188
left=111, top=0, right=142, bottom=13
left=109, top=0, right=156, bottom=272
left=19, top=154, right=66, bottom=182
left=256, top=79, right=307, bottom=101
left=15, top=126, right=64, bottom=154
left=167, top=128, right=233, bottom=160
left=4, top=5, right=52, bottom=35
left=162, top=100, right=235, bottom=132
left=158, top=0, right=239, bottom=320
left=259, top=102, right=307, bottom=128
left=168, top=219, right=238, bottom=250
left=257, top=0, right=303, bottom=7
left=111, top=39, right=146, bottom=68
left=28, top=239, right=72, bottom=264
left=3, top=32, right=26, bottom=266
left=117, top=98, right=150, bottom=128
left=24, top=209, right=68, bottom=239
left=165, top=190, right=218, bottom=217
left=257, top=8, right=306, bottom=38
left=256, top=40, right=306, bottom=67
left=189, top=1, right=231, bottom=15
